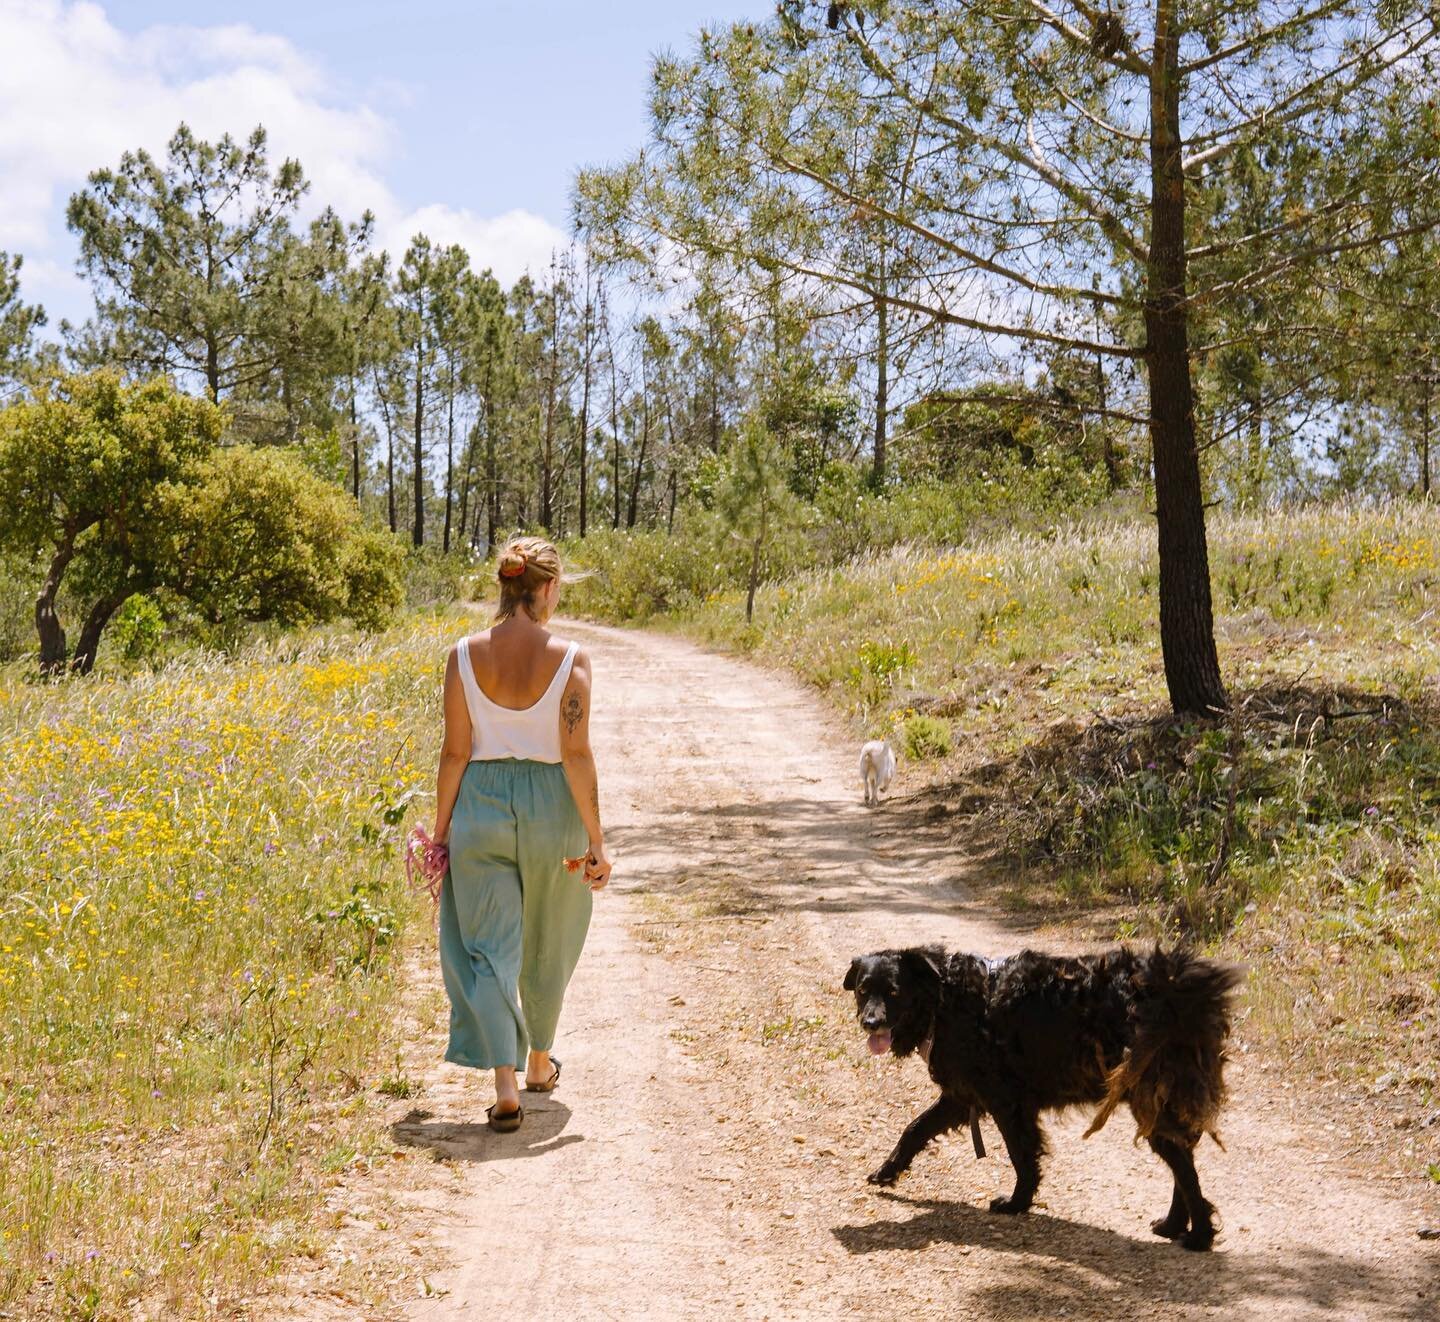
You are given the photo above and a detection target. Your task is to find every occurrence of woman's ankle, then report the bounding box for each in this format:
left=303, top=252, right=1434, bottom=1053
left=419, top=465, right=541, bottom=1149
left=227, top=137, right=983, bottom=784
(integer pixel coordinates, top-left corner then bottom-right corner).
left=493, top=1065, right=520, bottom=1112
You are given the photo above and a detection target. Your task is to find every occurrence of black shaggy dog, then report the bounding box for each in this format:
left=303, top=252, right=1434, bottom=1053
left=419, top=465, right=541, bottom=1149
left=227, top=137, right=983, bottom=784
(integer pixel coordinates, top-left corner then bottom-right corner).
left=844, top=945, right=1243, bottom=1251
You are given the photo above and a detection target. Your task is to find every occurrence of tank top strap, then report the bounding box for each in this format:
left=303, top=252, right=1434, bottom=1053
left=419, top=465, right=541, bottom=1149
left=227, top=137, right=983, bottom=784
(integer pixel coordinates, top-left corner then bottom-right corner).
left=454, top=635, right=484, bottom=726
left=553, top=639, right=580, bottom=693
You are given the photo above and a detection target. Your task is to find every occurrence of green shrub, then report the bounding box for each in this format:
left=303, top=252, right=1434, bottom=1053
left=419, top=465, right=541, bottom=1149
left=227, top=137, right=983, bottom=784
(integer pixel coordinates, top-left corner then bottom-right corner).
left=109, top=593, right=164, bottom=661
left=901, top=712, right=952, bottom=759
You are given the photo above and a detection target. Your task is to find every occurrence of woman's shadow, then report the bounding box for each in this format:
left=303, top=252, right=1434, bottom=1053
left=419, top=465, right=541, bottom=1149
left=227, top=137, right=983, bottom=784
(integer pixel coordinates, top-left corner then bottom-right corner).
left=391, top=1102, right=583, bottom=1164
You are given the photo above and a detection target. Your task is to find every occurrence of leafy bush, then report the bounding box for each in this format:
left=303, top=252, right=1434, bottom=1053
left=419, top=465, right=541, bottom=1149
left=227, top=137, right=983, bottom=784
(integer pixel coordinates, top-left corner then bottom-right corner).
left=109, top=593, right=164, bottom=661
left=158, top=446, right=404, bottom=632
left=901, top=712, right=952, bottom=759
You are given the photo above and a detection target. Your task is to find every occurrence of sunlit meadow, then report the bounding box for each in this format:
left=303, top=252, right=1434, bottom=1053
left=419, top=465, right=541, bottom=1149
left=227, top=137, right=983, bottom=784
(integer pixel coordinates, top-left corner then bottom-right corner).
left=0, top=614, right=468, bottom=1317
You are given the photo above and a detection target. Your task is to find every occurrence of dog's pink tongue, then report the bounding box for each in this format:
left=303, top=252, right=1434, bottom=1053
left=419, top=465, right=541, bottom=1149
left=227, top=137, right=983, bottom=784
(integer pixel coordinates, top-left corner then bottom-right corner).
left=867, top=1030, right=892, bottom=1056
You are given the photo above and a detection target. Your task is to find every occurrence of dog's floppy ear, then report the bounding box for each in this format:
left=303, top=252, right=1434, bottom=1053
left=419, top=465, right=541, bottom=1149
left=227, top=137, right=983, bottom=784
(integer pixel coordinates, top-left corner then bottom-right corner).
left=843, top=956, right=863, bottom=992
left=899, top=947, right=944, bottom=993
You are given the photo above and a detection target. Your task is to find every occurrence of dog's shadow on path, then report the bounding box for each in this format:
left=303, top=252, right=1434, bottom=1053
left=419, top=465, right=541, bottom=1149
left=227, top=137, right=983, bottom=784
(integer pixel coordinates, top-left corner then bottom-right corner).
left=833, top=1192, right=1434, bottom=1321
left=390, top=1104, right=583, bottom=1164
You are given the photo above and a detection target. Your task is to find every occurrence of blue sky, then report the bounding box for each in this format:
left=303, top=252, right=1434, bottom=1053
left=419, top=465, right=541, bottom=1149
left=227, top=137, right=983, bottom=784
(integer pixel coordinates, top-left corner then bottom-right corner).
left=1, top=0, right=764, bottom=327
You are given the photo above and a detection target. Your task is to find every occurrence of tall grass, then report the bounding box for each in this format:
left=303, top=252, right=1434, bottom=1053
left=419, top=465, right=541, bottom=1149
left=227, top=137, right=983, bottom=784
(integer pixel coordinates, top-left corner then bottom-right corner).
left=0, top=615, right=465, bottom=1317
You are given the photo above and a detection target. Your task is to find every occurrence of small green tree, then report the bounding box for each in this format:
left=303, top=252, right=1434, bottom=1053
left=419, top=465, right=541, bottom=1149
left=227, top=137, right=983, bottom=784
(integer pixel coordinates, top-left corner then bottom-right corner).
left=714, top=419, right=797, bottom=623
left=0, top=373, right=404, bottom=673
left=0, top=372, right=222, bottom=672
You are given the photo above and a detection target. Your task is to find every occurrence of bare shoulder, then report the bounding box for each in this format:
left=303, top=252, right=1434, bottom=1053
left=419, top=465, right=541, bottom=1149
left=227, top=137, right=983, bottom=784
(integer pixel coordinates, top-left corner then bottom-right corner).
left=568, top=644, right=593, bottom=683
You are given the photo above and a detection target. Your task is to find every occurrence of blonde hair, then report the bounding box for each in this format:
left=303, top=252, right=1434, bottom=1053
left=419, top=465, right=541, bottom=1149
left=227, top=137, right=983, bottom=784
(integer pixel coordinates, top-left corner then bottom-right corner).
left=494, top=535, right=563, bottom=622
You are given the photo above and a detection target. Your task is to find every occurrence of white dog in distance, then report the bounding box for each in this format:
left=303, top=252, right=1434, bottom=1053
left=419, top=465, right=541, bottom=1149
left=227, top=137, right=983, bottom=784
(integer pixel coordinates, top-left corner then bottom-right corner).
left=859, top=739, right=896, bottom=807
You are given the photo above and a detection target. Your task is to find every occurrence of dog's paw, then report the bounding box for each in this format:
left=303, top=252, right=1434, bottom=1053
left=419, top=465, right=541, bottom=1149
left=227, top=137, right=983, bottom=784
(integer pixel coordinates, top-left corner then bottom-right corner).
left=1151, top=1215, right=1189, bottom=1240
left=1179, top=1226, right=1215, bottom=1252
left=988, top=1195, right=1029, bottom=1215
left=866, top=1166, right=900, bottom=1187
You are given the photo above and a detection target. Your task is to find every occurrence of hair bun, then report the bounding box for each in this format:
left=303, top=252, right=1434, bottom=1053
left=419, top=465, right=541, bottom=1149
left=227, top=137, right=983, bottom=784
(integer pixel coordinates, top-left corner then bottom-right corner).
left=498, top=550, right=528, bottom=579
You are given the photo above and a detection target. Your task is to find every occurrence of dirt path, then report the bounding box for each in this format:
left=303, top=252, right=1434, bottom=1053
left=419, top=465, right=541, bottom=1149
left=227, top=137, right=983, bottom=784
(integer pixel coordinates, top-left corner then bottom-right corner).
left=297, top=621, right=1437, bottom=1320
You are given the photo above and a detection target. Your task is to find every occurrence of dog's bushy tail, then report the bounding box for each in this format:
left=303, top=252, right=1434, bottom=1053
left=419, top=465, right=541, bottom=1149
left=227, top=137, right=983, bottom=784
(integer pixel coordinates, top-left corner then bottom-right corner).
left=1084, top=947, right=1245, bottom=1142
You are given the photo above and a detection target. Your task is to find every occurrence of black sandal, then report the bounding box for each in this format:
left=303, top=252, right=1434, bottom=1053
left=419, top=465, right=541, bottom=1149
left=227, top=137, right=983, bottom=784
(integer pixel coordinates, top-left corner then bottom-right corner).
left=524, top=1057, right=562, bottom=1093
left=486, top=1102, right=524, bottom=1133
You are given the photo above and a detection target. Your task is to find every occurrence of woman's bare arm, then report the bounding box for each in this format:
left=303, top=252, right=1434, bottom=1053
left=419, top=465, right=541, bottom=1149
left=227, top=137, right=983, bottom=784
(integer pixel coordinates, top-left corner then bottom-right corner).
left=432, top=646, right=472, bottom=845
left=558, top=649, right=612, bottom=890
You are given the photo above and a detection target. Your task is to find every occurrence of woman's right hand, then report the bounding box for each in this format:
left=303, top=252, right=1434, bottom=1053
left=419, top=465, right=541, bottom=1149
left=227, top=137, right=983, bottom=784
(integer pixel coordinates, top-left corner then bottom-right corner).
left=584, top=843, right=612, bottom=892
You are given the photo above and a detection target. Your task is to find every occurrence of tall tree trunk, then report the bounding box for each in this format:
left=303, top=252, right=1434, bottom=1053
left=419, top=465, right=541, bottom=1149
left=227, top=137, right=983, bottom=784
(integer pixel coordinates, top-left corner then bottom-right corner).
left=35, top=534, right=77, bottom=675
left=374, top=367, right=397, bottom=534
left=458, top=417, right=479, bottom=545
left=608, top=327, right=622, bottom=529
left=578, top=278, right=594, bottom=538
left=70, top=593, right=126, bottom=676
left=872, top=279, right=888, bottom=487
left=350, top=373, right=362, bottom=501
left=412, top=342, right=425, bottom=548
left=540, top=280, right=561, bottom=531
left=627, top=356, right=650, bottom=529
left=485, top=358, right=499, bottom=552
left=443, top=353, right=456, bottom=553
left=1146, top=3, right=1227, bottom=716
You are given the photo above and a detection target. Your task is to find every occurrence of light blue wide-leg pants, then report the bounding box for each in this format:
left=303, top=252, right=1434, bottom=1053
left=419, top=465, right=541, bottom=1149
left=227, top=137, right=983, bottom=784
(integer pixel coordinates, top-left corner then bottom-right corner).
left=438, top=758, right=592, bottom=1069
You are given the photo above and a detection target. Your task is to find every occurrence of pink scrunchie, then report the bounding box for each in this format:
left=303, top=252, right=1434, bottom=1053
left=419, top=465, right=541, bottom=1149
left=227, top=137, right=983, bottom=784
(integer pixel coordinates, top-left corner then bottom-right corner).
left=405, top=826, right=449, bottom=903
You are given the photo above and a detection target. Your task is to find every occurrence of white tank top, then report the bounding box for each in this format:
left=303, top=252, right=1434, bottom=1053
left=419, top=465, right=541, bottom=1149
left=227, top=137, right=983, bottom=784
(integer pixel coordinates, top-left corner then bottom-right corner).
left=455, top=635, right=578, bottom=764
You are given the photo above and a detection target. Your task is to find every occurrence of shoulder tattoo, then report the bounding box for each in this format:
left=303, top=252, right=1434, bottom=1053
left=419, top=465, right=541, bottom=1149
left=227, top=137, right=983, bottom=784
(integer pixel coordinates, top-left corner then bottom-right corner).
left=563, top=692, right=584, bottom=735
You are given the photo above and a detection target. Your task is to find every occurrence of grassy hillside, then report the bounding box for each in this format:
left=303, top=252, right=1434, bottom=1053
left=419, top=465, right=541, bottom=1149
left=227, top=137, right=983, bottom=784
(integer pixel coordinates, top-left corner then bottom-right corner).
left=0, top=616, right=465, bottom=1317
left=573, top=501, right=1440, bottom=1103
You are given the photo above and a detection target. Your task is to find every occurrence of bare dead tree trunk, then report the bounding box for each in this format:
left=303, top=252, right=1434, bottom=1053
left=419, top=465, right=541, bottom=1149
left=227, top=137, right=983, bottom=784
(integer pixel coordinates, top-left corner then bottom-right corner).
left=1146, top=2, right=1227, bottom=715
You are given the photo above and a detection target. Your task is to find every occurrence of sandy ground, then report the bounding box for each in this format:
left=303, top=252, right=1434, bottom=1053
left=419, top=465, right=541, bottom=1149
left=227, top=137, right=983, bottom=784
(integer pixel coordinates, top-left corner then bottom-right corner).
left=283, top=621, right=1438, bottom=1321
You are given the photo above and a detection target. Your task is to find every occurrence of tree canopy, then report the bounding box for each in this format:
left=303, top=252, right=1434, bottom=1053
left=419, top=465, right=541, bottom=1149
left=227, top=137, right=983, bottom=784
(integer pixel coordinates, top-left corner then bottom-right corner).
left=0, top=372, right=402, bottom=672
left=576, top=0, right=1440, bottom=712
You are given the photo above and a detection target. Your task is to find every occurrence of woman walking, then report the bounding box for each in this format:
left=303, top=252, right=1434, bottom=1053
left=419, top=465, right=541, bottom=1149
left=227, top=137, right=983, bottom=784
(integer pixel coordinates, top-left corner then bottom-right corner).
left=429, top=536, right=611, bottom=1132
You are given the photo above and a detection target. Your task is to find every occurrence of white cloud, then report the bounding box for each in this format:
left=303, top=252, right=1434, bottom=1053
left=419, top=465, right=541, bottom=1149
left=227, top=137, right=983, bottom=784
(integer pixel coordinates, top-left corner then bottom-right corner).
left=0, top=0, right=567, bottom=322
left=382, top=204, right=571, bottom=287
